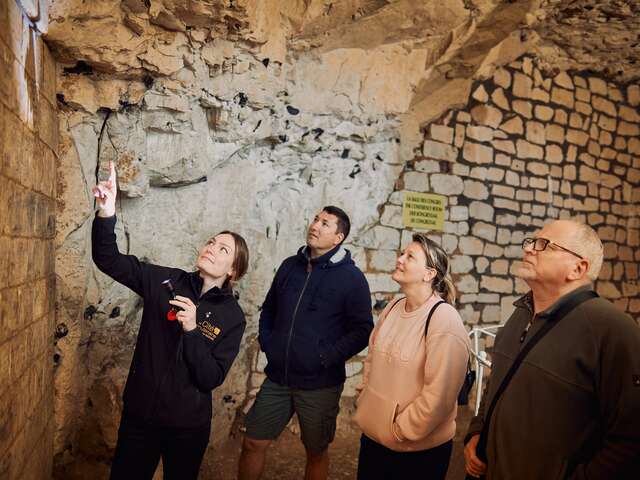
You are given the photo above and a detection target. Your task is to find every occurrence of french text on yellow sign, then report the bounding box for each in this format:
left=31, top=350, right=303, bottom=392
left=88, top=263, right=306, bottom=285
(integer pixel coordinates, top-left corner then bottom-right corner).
left=402, top=191, right=445, bottom=231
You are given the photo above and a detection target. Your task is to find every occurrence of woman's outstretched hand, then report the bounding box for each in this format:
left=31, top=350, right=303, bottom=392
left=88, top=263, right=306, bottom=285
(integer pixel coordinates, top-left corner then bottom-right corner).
left=92, top=161, right=117, bottom=217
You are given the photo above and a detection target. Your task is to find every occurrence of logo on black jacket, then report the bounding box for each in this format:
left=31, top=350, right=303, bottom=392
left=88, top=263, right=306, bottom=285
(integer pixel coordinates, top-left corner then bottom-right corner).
left=198, top=318, right=221, bottom=341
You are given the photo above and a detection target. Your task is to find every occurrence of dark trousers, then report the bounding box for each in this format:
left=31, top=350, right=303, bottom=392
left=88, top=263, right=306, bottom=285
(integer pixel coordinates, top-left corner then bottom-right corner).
left=357, top=434, right=452, bottom=480
left=110, top=415, right=211, bottom=480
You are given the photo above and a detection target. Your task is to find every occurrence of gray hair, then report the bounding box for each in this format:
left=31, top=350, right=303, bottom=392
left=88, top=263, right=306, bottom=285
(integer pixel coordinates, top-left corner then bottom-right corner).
left=565, top=221, right=604, bottom=281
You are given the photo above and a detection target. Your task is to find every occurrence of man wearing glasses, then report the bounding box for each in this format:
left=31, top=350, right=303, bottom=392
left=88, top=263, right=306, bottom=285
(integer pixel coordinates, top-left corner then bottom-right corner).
left=464, top=220, right=640, bottom=480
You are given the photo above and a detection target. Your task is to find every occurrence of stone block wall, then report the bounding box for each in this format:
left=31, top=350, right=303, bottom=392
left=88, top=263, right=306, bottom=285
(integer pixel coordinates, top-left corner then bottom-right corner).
left=369, top=56, right=640, bottom=335
left=0, top=1, right=57, bottom=478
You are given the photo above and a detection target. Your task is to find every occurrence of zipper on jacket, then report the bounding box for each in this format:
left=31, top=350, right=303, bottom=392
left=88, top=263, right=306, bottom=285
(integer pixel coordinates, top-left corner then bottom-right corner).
left=519, top=314, right=538, bottom=344
left=284, top=260, right=313, bottom=384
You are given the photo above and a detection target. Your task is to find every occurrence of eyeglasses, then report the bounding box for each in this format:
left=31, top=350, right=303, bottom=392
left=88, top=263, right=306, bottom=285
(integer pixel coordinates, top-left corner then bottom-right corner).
left=522, top=237, right=583, bottom=259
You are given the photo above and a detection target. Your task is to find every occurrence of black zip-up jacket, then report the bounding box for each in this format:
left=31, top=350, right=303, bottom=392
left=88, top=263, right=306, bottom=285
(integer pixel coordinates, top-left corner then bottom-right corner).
left=466, top=285, right=640, bottom=479
left=258, top=244, right=373, bottom=389
left=92, top=215, right=246, bottom=428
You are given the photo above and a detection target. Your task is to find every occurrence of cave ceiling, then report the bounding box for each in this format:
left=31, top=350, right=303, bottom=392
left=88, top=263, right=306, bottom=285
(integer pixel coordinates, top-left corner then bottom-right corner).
left=43, top=0, right=640, bottom=82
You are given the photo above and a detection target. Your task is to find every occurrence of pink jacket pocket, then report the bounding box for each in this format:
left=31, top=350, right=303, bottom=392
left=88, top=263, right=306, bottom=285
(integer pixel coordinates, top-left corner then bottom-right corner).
left=352, top=385, right=399, bottom=447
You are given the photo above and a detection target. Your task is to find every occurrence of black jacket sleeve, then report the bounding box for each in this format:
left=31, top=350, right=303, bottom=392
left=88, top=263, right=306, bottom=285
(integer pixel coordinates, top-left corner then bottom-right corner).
left=258, top=260, right=290, bottom=350
left=320, top=269, right=373, bottom=367
left=569, top=316, right=640, bottom=479
left=465, top=375, right=490, bottom=444
left=258, top=278, right=277, bottom=351
left=91, top=214, right=146, bottom=296
left=182, top=318, right=246, bottom=391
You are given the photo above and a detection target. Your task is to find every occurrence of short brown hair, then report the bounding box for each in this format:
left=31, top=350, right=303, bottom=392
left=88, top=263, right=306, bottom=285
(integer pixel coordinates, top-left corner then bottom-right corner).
left=217, top=230, right=249, bottom=287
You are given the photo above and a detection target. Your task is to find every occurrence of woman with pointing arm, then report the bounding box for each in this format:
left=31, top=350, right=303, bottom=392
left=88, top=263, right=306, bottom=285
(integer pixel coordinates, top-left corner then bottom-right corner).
left=92, top=162, right=249, bottom=479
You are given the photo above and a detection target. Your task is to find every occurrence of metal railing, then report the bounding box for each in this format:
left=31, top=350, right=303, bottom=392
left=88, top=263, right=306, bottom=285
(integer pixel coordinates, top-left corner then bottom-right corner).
left=468, top=324, right=505, bottom=415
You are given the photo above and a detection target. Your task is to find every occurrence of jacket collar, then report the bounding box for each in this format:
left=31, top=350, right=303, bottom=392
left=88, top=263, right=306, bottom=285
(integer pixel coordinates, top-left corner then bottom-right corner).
left=297, top=244, right=349, bottom=267
left=188, top=271, right=235, bottom=301
left=514, top=284, right=593, bottom=318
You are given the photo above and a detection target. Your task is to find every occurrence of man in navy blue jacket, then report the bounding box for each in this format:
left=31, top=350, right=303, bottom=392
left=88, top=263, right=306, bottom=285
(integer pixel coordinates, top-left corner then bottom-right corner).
left=238, top=206, right=373, bottom=480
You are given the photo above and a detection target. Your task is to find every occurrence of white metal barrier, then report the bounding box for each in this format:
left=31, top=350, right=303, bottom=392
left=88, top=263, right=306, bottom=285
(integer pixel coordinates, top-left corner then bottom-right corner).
left=468, top=324, right=505, bottom=415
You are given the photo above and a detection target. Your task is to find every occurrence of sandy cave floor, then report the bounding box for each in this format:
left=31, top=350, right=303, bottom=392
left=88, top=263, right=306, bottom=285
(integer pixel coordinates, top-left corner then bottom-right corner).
left=203, top=409, right=472, bottom=480
left=57, top=409, right=472, bottom=479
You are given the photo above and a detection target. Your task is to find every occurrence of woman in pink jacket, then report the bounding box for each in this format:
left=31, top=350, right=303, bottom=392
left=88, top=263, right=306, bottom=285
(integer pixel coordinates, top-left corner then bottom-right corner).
left=353, top=233, right=471, bottom=479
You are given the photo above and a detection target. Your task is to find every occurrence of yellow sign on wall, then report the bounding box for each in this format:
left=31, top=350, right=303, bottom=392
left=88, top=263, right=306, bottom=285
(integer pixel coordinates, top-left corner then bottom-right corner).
left=402, top=191, right=445, bottom=231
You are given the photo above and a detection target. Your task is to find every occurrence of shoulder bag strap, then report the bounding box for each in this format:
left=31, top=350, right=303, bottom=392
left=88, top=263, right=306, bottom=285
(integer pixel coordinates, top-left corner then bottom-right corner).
left=373, top=296, right=405, bottom=333
left=424, top=300, right=446, bottom=337
left=475, top=290, right=599, bottom=463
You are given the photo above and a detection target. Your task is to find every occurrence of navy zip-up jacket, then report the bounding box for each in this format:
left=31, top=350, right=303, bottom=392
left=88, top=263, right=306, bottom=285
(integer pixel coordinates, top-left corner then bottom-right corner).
left=258, top=244, right=373, bottom=389
left=92, top=215, right=246, bottom=428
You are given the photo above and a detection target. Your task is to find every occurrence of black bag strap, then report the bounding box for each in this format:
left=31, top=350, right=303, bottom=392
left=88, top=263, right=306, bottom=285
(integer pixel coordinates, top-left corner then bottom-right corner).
left=424, top=300, right=446, bottom=337
left=475, top=290, right=599, bottom=463
left=380, top=297, right=445, bottom=338
left=424, top=300, right=475, bottom=405
left=387, top=296, right=404, bottom=314
left=371, top=296, right=405, bottom=334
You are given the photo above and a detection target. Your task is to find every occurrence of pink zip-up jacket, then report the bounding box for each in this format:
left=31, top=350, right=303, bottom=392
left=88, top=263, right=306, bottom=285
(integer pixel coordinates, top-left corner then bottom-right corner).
left=353, top=294, right=471, bottom=452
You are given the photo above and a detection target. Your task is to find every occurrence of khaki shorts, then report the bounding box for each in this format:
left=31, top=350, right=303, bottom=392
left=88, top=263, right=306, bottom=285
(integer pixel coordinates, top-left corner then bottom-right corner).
left=244, top=378, right=344, bottom=453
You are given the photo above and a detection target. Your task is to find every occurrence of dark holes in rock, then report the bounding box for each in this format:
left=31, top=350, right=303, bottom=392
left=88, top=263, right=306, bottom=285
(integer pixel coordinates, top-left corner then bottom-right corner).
left=341, top=149, right=350, bottom=159
left=110, top=307, right=121, bottom=318
left=143, top=74, right=154, bottom=89
left=63, top=60, right=94, bottom=76
left=278, top=134, right=288, bottom=143
left=119, top=99, right=137, bottom=112
left=235, top=92, right=248, bottom=107
left=348, top=164, right=361, bottom=179
left=84, top=305, right=97, bottom=320
left=223, top=395, right=236, bottom=404
left=262, top=58, right=270, bottom=67
left=286, top=105, right=300, bottom=115
left=55, top=323, right=69, bottom=339
left=312, top=128, right=324, bottom=139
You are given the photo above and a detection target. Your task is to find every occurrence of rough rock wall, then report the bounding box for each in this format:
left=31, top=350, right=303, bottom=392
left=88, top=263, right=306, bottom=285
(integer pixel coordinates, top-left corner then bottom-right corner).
left=0, top=1, right=57, bottom=479
left=46, top=0, right=640, bottom=477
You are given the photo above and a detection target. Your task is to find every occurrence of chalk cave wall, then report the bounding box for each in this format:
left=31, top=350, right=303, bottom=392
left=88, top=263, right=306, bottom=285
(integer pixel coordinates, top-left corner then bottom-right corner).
left=46, top=0, right=640, bottom=477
